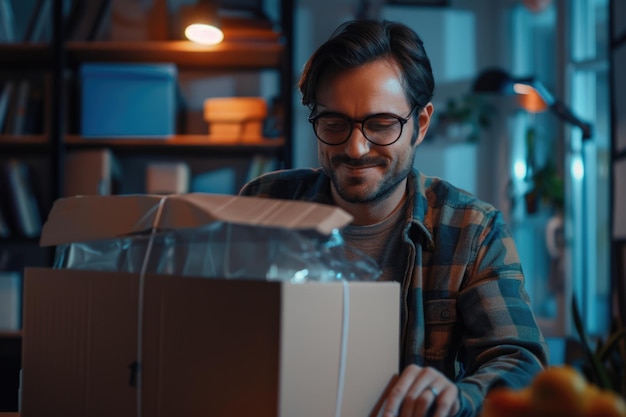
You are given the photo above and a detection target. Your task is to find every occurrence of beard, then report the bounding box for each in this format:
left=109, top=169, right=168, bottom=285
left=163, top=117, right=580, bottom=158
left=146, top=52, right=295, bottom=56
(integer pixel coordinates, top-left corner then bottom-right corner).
left=323, top=147, right=416, bottom=204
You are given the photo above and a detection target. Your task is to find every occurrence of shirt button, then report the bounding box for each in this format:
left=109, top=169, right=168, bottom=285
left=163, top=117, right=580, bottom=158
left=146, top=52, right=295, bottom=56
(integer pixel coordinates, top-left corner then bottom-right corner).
left=441, top=310, right=450, bottom=319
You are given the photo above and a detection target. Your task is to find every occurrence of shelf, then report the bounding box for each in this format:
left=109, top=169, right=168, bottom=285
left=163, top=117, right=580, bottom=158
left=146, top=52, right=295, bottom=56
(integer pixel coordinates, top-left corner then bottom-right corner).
left=0, top=331, right=21, bottom=340
left=0, top=43, right=51, bottom=68
left=0, top=36, right=285, bottom=70
left=0, top=135, right=48, bottom=146
left=66, top=40, right=284, bottom=69
left=1, top=135, right=285, bottom=153
left=64, top=135, right=285, bottom=155
left=0, top=136, right=50, bottom=155
left=0, top=236, right=41, bottom=245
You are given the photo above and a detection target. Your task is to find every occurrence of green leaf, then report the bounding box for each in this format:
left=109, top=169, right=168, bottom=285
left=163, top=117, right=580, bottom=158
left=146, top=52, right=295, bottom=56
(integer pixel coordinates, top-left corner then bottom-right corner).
left=597, top=328, right=626, bottom=362
left=571, top=296, right=614, bottom=390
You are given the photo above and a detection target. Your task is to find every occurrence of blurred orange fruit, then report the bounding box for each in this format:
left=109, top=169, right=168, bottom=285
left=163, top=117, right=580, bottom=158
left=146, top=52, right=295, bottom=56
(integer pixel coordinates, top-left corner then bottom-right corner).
left=531, top=365, right=588, bottom=416
left=483, top=387, right=533, bottom=417
left=583, top=388, right=626, bottom=417
left=479, top=366, right=626, bottom=417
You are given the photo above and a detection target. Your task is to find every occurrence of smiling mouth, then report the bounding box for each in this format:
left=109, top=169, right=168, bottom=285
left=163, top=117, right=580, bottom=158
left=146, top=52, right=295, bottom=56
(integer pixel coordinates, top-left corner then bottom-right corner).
left=337, top=162, right=370, bottom=172
left=338, top=164, right=381, bottom=181
left=344, top=162, right=375, bottom=169
left=336, top=157, right=383, bottom=167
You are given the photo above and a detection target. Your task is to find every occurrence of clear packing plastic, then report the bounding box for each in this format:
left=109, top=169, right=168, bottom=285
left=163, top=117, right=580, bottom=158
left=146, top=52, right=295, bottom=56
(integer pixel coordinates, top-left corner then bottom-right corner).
left=53, top=221, right=381, bottom=282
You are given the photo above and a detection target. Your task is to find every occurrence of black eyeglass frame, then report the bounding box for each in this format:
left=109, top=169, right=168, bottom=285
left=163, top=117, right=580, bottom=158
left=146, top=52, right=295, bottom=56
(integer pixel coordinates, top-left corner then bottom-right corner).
left=307, top=108, right=415, bottom=146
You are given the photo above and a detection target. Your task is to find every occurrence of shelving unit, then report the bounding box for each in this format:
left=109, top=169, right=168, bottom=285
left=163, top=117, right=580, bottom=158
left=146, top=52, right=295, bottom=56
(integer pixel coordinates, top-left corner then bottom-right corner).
left=59, top=34, right=291, bottom=178
left=0, top=0, right=294, bottom=411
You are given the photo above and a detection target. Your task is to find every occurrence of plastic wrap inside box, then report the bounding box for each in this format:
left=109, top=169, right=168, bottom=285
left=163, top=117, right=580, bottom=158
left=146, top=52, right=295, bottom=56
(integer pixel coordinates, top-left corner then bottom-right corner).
left=53, top=223, right=381, bottom=282
left=42, top=194, right=381, bottom=282
left=81, top=63, right=177, bottom=138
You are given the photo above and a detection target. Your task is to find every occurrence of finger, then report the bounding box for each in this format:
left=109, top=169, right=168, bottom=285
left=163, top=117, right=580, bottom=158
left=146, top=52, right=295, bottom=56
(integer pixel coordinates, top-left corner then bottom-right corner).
left=372, top=374, right=398, bottom=417
left=382, top=365, right=423, bottom=417
left=399, top=382, right=438, bottom=417
left=429, top=386, right=460, bottom=417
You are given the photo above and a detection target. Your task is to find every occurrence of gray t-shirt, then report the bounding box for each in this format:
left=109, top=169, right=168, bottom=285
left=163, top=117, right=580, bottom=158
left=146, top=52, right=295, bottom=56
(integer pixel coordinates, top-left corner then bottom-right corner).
left=341, top=197, right=409, bottom=283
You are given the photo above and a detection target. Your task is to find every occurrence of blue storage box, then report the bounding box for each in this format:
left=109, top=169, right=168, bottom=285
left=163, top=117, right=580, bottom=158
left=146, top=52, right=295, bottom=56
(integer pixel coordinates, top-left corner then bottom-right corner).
left=80, top=63, right=177, bottom=138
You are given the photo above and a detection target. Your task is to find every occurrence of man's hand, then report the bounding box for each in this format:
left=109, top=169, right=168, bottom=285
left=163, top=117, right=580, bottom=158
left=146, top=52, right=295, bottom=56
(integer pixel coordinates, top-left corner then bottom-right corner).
left=382, top=364, right=460, bottom=417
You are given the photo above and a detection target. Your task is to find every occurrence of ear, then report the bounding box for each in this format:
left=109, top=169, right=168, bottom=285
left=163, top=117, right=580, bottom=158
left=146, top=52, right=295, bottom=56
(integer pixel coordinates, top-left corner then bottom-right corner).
left=415, top=102, right=434, bottom=146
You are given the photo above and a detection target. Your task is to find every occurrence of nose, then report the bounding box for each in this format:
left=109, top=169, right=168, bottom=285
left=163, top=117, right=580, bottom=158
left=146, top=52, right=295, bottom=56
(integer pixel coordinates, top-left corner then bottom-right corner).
left=344, top=123, right=370, bottom=158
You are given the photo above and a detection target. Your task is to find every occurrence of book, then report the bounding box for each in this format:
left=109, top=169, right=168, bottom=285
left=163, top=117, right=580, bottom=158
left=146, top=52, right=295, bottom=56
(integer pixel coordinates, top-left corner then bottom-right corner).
left=260, top=156, right=279, bottom=174
left=0, top=271, right=22, bottom=330
left=0, top=0, right=17, bottom=42
left=22, top=0, right=52, bottom=42
left=0, top=204, right=10, bottom=237
left=68, top=0, right=111, bottom=41
left=0, top=75, right=47, bottom=135
left=245, top=154, right=267, bottom=183
left=0, top=81, right=14, bottom=132
left=245, top=154, right=278, bottom=183
left=0, top=160, right=42, bottom=238
left=22, top=77, right=46, bottom=134
left=4, top=79, right=31, bottom=134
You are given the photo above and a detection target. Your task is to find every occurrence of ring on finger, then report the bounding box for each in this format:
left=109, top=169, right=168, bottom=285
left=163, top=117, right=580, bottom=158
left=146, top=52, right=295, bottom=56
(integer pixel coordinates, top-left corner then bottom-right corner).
left=426, top=385, right=439, bottom=397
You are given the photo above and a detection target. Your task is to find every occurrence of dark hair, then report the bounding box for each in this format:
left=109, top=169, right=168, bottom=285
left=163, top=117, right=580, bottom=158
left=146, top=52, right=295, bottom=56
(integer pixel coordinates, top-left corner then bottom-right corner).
left=298, top=19, right=435, bottom=112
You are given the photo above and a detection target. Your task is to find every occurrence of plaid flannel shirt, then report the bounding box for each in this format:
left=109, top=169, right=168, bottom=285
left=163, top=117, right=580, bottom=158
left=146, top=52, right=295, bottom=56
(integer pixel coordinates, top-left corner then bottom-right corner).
left=240, top=167, right=549, bottom=416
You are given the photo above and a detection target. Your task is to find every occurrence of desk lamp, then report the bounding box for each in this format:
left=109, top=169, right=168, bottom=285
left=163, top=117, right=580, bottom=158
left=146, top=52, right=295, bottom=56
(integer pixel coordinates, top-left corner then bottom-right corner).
left=472, top=67, right=593, bottom=140
left=473, top=68, right=596, bottom=329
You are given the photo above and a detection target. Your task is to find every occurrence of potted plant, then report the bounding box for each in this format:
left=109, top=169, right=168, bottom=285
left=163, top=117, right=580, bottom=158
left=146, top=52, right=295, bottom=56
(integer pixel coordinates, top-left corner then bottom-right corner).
left=524, top=159, right=565, bottom=214
left=521, top=125, right=564, bottom=215
left=435, top=94, right=495, bottom=143
left=572, top=297, right=626, bottom=398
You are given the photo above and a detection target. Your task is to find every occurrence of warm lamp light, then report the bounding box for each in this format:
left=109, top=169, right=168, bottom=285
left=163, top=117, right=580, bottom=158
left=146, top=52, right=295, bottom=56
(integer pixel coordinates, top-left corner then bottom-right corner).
left=185, top=23, right=224, bottom=45
left=180, top=1, right=224, bottom=45
left=514, top=83, right=549, bottom=113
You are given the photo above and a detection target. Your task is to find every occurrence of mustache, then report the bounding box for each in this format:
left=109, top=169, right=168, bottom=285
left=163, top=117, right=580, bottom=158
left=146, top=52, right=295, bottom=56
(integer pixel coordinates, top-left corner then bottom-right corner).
left=331, top=155, right=386, bottom=167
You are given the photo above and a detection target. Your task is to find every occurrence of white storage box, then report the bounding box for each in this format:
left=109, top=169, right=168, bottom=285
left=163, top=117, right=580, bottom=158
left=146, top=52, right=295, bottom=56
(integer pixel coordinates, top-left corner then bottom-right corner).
left=80, top=63, right=177, bottom=138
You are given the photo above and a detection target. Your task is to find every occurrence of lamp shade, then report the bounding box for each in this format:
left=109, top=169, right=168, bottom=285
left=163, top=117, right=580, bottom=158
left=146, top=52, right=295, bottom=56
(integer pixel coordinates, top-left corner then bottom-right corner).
left=472, top=67, right=592, bottom=139
left=179, top=1, right=224, bottom=45
left=514, top=84, right=549, bottom=113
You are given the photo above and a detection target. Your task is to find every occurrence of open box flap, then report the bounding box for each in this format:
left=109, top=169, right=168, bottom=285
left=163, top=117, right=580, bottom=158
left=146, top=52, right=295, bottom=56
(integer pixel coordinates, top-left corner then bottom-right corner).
left=40, top=193, right=353, bottom=247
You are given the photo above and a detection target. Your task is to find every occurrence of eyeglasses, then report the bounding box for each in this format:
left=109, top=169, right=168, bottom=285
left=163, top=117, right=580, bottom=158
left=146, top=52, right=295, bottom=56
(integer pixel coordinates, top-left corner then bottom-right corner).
left=308, top=108, right=414, bottom=146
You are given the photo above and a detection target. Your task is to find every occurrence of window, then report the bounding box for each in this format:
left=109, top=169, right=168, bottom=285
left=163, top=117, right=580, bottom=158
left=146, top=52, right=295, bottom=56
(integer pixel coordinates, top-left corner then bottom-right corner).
left=509, top=0, right=610, bottom=339
left=568, top=0, right=611, bottom=335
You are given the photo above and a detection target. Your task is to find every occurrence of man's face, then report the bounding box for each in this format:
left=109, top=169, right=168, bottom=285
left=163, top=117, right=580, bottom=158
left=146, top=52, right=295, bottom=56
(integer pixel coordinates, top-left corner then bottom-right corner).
left=314, top=59, right=433, bottom=204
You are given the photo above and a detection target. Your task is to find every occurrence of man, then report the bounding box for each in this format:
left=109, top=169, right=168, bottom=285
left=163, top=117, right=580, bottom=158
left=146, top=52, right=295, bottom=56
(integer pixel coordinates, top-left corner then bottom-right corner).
left=240, top=19, right=548, bottom=417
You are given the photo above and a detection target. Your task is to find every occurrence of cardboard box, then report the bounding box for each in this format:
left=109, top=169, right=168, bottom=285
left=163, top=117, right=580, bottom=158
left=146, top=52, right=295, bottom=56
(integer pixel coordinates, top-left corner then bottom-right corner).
left=204, top=97, right=267, bottom=143
left=21, top=194, right=400, bottom=417
left=145, top=162, right=190, bottom=194
left=64, top=149, right=120, bottom=197
left=80, top=63, right=177, bottom=138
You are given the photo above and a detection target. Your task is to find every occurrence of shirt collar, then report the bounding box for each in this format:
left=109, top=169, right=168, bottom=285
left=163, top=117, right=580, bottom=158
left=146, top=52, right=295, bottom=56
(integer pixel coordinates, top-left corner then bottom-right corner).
left=407, top=169, right=435, bottom=250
